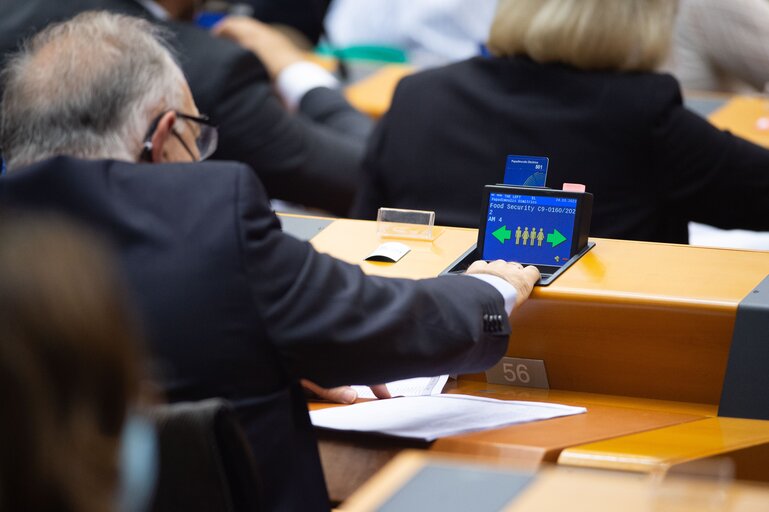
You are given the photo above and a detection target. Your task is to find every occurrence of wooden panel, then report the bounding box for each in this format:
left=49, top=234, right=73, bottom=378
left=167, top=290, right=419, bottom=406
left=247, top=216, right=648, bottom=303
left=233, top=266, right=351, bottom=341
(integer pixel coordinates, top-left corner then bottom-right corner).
left=708, top=96, right=769, bottom=148
left=309, top=384, right=704, bottom=503
left=508, top=466, right=769, bottom=512
left=341, top=452, right=769, bottom=512
left=317, top=432, right=429, bottom=505
left=673, top=443, right=769, bottom=483
left=558, top=417, right=769, bottom=478
left=473, top=238, right=769, bottom=404
left=309, top=218, right=476, bottom=279
left=541, top=237, right=769, bottom=303
left=301, top=218, right=769, bottom=500
left=344, top=64, right=413, bottom=118
left=448, top=381, right=718, bottom=417
left=430, top=403, right=700, bottom=462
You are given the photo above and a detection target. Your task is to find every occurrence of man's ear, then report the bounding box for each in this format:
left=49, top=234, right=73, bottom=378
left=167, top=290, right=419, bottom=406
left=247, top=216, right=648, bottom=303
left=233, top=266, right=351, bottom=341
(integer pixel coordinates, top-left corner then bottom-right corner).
left=150, top=111, right=177, bottom=163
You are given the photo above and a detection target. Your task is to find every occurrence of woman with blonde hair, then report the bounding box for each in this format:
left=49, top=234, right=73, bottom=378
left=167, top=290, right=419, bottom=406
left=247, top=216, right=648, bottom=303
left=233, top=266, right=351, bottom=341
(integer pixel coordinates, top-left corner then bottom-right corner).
left=353, top=0, right=769, bottom=243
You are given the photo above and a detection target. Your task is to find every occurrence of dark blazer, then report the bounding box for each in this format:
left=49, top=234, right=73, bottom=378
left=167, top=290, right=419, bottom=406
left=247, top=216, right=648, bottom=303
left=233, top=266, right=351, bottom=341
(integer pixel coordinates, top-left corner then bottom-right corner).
left=0, top=0, right=372, bottom=215
left=243, top=0, right=331, bottom=44
left=0, top=157, right=510, bottom=511
left=352, top=56, right=769, bottom=243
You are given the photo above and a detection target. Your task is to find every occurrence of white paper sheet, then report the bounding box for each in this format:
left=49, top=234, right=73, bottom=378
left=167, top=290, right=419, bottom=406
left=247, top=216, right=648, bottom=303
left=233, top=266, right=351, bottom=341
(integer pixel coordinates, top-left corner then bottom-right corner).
left=689, top=222, right=769, bottom=250
left=352, top=375, right=449, bottom=399
left=310, top=394, right=587, bottom=441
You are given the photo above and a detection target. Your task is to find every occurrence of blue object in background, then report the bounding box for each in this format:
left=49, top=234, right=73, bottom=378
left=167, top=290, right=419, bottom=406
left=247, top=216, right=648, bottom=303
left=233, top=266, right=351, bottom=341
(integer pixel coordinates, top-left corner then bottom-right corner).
left=195, top=11, right=227, bottom=29
left=1, top=158, right=6, bottom=176
left=503, top=154, right=548, bottom=187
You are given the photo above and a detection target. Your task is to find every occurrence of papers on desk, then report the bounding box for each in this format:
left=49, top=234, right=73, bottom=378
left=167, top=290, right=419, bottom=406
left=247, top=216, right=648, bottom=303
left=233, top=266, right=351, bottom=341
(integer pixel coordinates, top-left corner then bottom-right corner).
left=310, top=394, right=586, bottom=441
left=689, top=222, right=769, bottom=250
left=352, top=375, right=449, bottom=399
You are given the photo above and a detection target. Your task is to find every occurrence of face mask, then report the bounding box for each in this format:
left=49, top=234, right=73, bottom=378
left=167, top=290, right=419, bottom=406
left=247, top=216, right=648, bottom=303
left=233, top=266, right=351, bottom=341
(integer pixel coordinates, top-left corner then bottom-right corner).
left=116, top=414, right=159, bottom=512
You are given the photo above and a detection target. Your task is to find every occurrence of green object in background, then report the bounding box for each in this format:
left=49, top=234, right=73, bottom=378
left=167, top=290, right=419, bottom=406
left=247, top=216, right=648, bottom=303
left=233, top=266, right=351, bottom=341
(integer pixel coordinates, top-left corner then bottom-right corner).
left=316, top=43, right=408, bottom=63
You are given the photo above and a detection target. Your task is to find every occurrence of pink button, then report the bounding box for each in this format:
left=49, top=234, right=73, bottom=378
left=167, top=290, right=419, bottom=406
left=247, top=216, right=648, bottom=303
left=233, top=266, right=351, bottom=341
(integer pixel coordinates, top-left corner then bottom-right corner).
left=562, top=183, right=586, bottom=192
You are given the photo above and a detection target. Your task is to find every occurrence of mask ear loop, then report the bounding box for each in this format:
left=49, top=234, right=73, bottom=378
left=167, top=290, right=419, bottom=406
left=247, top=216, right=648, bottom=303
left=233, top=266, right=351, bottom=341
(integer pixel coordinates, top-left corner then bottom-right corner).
left=139, top=113, right=166, bottom=162
left=139, top=141, right=154, bottom=162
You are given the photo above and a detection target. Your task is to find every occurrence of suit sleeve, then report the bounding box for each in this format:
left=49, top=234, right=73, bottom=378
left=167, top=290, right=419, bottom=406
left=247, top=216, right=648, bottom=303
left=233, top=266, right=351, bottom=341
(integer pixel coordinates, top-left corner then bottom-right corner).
left=235, top=167, right=511, bottom=387
left=650, top=75, right=769, bottom=230
left=175, top=24, right=365, bottom=215
left=299, top=86, right=374, bottom=144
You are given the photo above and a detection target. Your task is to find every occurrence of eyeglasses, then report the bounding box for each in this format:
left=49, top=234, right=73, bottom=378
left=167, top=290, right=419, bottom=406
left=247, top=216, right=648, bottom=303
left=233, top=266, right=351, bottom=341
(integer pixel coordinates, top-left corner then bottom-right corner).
left=140, top=111, right=218, bottom=162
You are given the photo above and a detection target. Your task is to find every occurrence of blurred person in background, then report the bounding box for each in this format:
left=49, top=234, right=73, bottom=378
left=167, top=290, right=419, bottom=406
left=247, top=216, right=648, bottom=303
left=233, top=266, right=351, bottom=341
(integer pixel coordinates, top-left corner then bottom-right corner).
left=325, top=0, right=498, bottom=67
left=239, top=0, right=331, bottom=45
left=353, top=0, right=769, bottom=244
left=0, top=212, right=153, bottom=512
left=0, top=12, right=539, bottom=510
left=665, top=0, right=769, bottom=93
left=0, top=0, right=372, bottom=215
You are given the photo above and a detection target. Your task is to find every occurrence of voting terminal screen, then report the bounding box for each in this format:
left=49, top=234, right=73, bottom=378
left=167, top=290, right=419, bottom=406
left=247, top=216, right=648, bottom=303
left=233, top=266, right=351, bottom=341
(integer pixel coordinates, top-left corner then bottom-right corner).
left=482, top=192, right=577, bottom=267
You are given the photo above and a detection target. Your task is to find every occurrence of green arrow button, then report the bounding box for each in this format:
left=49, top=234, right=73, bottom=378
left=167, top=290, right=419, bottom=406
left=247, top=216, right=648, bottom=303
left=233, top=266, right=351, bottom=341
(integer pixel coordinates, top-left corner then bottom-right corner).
left=546, top=229, right=566, bottom=248
left=492, top=225, right=512, bottom=244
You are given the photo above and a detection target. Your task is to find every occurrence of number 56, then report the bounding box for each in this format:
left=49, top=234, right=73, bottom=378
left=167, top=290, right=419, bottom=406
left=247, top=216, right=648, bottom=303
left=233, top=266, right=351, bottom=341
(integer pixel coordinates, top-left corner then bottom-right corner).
left=503, top=363, right=531, bottom=384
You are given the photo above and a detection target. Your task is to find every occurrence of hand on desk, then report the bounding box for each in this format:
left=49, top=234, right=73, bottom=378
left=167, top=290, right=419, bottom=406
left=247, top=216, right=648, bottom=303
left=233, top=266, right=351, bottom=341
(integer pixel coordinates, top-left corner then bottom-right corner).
left=467, top=260, right=540, bottom=308
left=212, top=17, right=305, bottom=79
left=301, top=379, right=391, bottom=404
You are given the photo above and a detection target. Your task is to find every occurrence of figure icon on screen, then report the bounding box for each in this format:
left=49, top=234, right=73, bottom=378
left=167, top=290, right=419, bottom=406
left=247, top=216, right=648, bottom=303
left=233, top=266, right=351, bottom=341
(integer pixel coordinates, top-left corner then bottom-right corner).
left=522, top=227, right=530, bottom=246
left=537, top=228, right=544, bottom=247
left=515, top=226, right=522, bottom=245
left=529, top=227, right=537, bottom=246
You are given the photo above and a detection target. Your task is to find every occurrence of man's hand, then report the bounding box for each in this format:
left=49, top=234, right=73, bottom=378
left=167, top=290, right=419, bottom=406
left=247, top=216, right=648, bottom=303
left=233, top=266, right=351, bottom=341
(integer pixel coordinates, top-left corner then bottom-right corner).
left=301, top=379, right=391, bottom=404
left=466, top=260, right=540, bottom=308
left=212, top=16, right=305, bottom=79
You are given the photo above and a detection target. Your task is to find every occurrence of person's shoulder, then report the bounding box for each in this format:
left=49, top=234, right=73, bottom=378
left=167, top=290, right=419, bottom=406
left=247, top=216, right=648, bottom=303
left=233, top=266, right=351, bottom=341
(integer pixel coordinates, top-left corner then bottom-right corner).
left=614, top=70, right=680, bottom=91
left=570, top=68, right=681, bottom=110
left=617, top=71, right=683, bottom=107
left=401, top=57, right=483, bottom=85
left=145, top=159, right=257, bottom=182
left=393, top=57, right=487, bottom=101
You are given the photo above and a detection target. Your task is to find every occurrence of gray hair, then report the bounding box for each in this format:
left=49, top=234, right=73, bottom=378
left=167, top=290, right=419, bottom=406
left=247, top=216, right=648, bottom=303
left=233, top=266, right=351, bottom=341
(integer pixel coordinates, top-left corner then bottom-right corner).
left=0, top=11, right=186, bottom=170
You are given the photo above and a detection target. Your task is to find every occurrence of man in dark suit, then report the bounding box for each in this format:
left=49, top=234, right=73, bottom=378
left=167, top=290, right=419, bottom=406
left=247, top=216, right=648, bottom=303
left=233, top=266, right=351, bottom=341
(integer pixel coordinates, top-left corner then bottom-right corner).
left=0, top=13, right=539, bottom=511
left=0, top=0, right=371, bottom=215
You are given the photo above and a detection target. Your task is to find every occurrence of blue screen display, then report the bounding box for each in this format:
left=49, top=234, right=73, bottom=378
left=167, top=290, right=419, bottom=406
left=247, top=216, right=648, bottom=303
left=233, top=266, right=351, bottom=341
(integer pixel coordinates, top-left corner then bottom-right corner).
left=482, top=193, right=577, bottom=266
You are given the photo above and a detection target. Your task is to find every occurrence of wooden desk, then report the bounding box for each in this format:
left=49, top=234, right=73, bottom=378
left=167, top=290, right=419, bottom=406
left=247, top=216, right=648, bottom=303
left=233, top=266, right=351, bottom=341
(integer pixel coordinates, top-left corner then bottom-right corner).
left=340, top=69, right=749, bottom=124
left=559, top=417, right=769, bottom=482
left=344, top=64, right=413, bottom=118
left=309, top=220, right=769, bottom=404
left=433, top=382, right=705, bottom=460
left=309, top=218, right=475, bottom=279
left=708, top=96, right=769, bottom=148
left=311, top=385, right=704, bottom=503
left=477, top=238, right=769, bottom=405
left=291, top=217, right=769, bottom=501
left=342, top=452, right=769, bottom=512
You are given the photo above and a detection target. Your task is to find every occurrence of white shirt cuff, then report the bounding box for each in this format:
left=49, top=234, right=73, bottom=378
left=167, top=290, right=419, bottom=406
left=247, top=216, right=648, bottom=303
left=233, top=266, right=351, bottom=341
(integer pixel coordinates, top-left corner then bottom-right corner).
left=466, top=274, right=518, bottom=316
left=275, top=61, right=340, bottom=111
